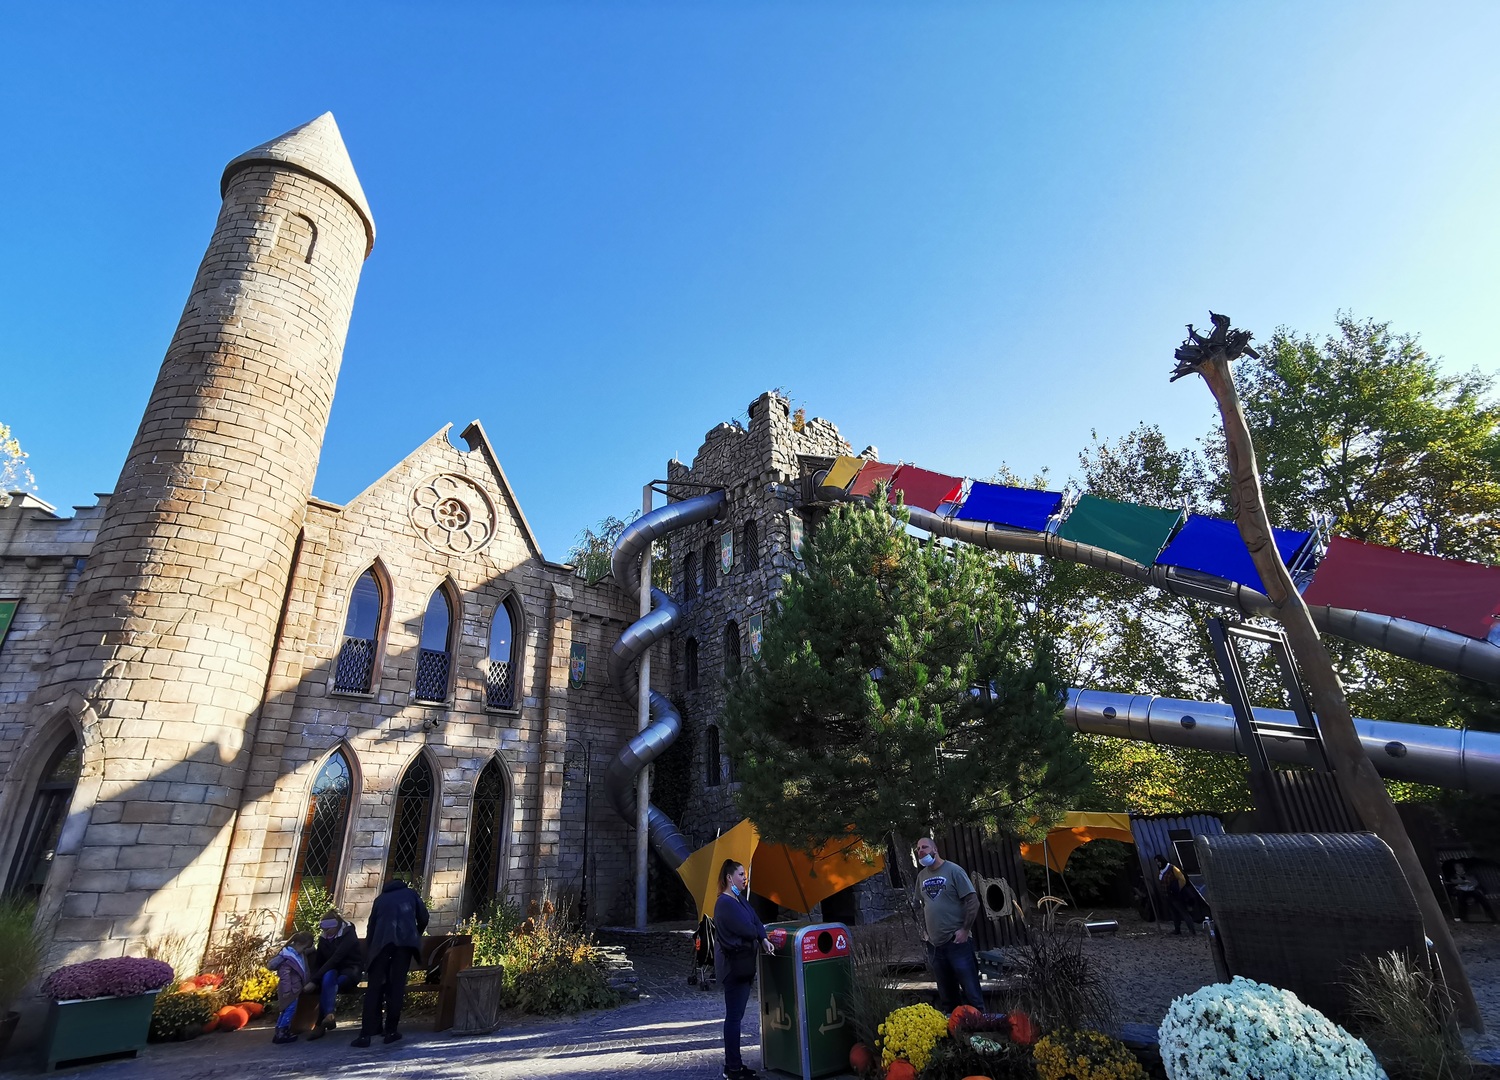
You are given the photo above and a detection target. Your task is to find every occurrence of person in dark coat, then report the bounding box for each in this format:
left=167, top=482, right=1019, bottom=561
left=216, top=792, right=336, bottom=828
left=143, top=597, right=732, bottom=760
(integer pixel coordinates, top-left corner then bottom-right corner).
left=305, top=909, right=362, bottom=1039
left=352, top=879, right=429, bottom=1046
left=714, top=859, right=775, bottom=1080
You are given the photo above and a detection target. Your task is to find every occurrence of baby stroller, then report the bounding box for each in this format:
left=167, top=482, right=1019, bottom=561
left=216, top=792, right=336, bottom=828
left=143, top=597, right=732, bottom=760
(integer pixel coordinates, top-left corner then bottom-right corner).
left=687, top=914, right=717, bottom=991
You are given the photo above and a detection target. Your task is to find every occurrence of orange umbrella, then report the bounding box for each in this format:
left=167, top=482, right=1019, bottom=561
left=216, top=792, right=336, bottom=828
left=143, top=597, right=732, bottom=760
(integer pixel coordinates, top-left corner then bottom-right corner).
left=678, top=821, right=886, bottom=919
left=678, top=819, right=761, bottom=921
left=1018, top=812, right=1134, bottom=872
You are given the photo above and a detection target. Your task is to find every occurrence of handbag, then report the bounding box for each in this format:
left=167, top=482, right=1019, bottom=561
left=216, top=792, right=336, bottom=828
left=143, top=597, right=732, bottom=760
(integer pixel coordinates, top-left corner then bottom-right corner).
left=726, top=943, right=758, bottom=981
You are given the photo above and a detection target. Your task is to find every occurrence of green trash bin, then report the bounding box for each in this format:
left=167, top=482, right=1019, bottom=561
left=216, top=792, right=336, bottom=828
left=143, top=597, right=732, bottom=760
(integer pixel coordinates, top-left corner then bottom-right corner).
left=758, top=922, right=856, bottom=1079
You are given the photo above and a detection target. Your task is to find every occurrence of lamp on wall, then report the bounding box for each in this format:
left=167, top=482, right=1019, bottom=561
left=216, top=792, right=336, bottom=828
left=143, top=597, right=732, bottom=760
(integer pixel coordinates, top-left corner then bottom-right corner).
left=421, top=715, right=444, bottom=732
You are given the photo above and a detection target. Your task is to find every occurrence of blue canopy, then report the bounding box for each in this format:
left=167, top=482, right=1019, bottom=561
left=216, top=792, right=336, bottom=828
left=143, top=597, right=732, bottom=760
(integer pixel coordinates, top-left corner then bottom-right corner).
left=954, top=483, right=1063, bottom=532
left=1156, top=514, right=1312, bottom=593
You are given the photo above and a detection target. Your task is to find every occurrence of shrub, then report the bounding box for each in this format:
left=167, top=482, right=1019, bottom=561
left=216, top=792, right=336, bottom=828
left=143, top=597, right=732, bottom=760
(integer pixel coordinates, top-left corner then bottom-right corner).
left=149, top=990, right=215, bottom=1042
left=496, top=894, right=618, bottom=1014
left=1011, top=918, right=1117, bottom=1036
left=922, top=1029, right=1034, bottom=1080
left=1159, top=977, right=1385, bottom=1080
left=0, top=898, right=42, bottom=1015
left=1348, top=951, right=1469, bottom=1080
left=41, top=957, right=174, bottom=1000
left=457, top=896, right=525, bottom=967
left=238, top=967, right=278, bottom=1005
left=202, top=908, right=278, bottom=1001
left=839, top=925, right=907, bottom=1055
left=1034, top=1028, right=1146, bottom=1080
left=878, top=1003, right=949, bottom=1072
left=288, top=882, right=334, bottom=937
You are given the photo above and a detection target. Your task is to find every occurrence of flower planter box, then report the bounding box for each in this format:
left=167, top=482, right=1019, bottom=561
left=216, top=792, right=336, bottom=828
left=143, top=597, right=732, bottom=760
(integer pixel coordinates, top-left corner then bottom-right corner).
left=42, top=989, right=161, bottom=1071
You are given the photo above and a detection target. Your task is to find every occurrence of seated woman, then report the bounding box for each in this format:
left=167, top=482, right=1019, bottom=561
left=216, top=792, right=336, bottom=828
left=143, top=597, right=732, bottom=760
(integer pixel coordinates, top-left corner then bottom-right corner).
left=306, top=909, right=363, bottom=1038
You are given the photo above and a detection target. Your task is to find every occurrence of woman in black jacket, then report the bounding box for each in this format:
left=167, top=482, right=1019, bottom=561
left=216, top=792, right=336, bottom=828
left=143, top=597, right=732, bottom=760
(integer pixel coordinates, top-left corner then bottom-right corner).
left=305, top=910, right=362, bottom=1039
left=714, top=860, right=774, bottom=1080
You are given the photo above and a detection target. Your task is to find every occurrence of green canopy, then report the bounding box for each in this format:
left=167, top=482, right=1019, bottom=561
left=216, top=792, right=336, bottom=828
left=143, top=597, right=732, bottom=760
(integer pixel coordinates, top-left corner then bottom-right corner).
left=1057, top=494, right=1184, bottom=567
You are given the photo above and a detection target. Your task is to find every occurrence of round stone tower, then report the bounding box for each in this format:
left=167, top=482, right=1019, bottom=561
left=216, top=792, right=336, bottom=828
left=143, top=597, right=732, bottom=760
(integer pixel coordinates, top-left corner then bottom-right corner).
left=33, top=113, right=374, bottom=957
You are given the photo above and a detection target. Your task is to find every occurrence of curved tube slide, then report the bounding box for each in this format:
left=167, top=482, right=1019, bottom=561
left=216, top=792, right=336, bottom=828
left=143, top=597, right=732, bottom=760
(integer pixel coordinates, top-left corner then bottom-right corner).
left=606, top=490, right=727, bottom=869
left=1066, top=688, right=1500, bottom=795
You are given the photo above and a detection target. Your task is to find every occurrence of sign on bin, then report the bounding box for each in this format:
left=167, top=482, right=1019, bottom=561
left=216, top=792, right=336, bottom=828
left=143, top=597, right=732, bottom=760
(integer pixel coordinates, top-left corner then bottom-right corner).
left=758, top=922, right=855, bottom=1079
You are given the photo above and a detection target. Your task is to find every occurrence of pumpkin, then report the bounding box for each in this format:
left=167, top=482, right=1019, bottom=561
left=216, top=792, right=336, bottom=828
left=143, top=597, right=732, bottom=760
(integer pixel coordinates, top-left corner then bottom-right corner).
left=215, top=1005, right=249, bottom=1032
left=886, top=1061, right=918, bottom=1080
left=238, top=1001, right=264, bottom=1018
left=1007, top=1008, right=1036, bottom=1046
left=849, top=1043, right=876, bottom=1074
left=201, top=1017, right=220, bottom=1034
left=948, top=1004, right=983, bottom=1034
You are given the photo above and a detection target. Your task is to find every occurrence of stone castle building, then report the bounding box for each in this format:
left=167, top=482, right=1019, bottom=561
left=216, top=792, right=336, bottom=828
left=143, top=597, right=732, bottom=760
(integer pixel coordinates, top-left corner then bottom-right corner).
left=0, top=113, right=880, bottom=969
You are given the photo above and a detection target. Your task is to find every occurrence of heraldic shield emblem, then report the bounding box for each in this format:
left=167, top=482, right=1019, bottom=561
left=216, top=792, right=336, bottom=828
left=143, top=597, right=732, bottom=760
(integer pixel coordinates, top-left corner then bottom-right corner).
left=569, top=643, right=586, bottom=689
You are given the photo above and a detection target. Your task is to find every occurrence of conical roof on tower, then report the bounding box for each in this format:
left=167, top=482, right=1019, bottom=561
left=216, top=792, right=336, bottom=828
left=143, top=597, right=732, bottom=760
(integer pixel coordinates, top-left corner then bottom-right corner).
left=221, top=112, right=376, bottom=256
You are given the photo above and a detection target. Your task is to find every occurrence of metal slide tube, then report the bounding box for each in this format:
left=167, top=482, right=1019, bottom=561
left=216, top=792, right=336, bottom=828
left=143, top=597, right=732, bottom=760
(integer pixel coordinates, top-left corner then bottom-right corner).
left=899, top=506, right=1500, bottom=685
left=606, top=490, right=727, bottom=869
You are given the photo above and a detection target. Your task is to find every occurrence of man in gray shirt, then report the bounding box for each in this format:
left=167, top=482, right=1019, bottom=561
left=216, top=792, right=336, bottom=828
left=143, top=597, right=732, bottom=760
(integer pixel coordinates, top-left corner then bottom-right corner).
left=913, top=836, right=984, bottom=1010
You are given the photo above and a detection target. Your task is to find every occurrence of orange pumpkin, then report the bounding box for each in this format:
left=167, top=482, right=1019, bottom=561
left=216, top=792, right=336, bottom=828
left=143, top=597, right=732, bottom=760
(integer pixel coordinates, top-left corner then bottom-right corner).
left=886, top=1061, right=917, bottom=1080
left=1007, top=1009, right=1036, bottom=1046
left=238, top=1001, right=264, bottom=1018
left=201, top=1017, right=220, bottom=1034
left=849, top=1043, right=876, bottom=1074
left=948, top=1004, right=983, bottom=1034
left=215, top=1005, right=249, bottom=1032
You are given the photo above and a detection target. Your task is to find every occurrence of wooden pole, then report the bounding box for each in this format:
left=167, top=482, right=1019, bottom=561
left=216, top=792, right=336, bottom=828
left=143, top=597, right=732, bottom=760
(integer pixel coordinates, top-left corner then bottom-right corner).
left=1178, top=320, right=1481, bottom=1030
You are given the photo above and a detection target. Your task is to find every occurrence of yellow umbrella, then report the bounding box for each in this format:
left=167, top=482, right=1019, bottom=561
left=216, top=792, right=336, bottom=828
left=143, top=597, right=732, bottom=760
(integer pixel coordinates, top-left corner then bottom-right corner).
left=1018, top=811, right=1134, bottom=873
left=677, top=820, right=887, bottom=920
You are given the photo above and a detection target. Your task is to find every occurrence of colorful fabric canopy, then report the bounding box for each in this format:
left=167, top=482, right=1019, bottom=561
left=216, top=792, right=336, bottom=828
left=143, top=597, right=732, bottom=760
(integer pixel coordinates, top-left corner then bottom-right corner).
left=1056, top=495, right=1185, bottom=567
left=1019, top=812, right=1135, bottom=872
left=1156, top=514, right=1312, bottom=594
left=954, top=482, right=1063, bottom=532
left=888, top=465, right=963, bottom=512
left=1303, top=537, right=1500, bottom=640
left=848, top=462, right=899, bottom=498
left=820, top=456, right=867, bottom=494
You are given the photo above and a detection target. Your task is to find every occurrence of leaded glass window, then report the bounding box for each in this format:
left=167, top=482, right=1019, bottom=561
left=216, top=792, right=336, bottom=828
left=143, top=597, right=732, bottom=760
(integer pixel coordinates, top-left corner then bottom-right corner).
left=415, top=588, right=453, bottom=702
left=724, top=619, right=741, bottom=677
left=684, top=637, right=699, bottom=691
left=4, top=733, right=80, bottom=899
left=287, top=750, right=353, bottom=931
left=334, top=570, right=382, bottom=693
left=743, top=519, right=759, bottom=571
left=705, top=726, right=721, bottom=787
left=702, top=540, right=716, bottom=592
left=486, top=600, right=517, bottom=710
left=385, top=756, right=434, bottom=887
left=463, top=760, right=507, bottom=917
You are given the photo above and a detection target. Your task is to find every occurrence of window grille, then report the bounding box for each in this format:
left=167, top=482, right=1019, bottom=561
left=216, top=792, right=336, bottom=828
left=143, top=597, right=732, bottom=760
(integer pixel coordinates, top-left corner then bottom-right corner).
left=684, top=637, right=699, bottom=691
left=463, top=761, right=507, bottom=917
left=4, top=735, right=80, bottom=899
left=743, top=519, right=759, bottom=571
left=416, top=588, right=453, bottom=702
left=386, top=757, right=435, bottom=886
left=723, top=620, right=741, bottom=677
left=683, top=551, right=697, bottom=600
left=702, top=540, right=717, bottom=592
left=334, top=637, right=376, bottom=693
left=287, top=750, right=353, bottom=931
left=486, top=600, right=518, bottom=709
left=334, top=570, right=383, bottom=693
left=706, top=726, right=721, bottom=787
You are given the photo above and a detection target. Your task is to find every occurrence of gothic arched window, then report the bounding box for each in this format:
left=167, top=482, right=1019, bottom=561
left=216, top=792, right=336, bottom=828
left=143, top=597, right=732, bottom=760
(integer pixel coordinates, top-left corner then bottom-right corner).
left=288, top=749, right=354, bottom=930
left=385, top=756, right=435, bottom=888
left=684, top=636, right=699, bottom=691
left=702, top=539, right=717, bottom=592
left=683, top=551, right=697, bottom=601
left=463, top=760, right=508, bottom=917
left=724, top=619, right=742, bottom=678
left=4, top=734, right=80, bottom=899
left=486, top=599, right=519, bottom=710
left=415, top=588, right=454, bottom=703
left=706, top=726, right=722, bottom=787
left=334, top=569, right=384, bottom=694
left=743, top=519, right=759, bottom=571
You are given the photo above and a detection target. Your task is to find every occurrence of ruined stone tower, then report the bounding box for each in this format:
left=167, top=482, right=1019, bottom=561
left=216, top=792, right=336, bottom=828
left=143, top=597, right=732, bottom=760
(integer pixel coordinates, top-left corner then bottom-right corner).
left=26, top=114, right=374, bottom=958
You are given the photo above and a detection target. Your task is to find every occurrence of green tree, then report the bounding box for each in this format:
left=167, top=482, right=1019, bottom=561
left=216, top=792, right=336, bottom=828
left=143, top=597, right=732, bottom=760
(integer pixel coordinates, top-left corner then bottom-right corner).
left=720, top=494, right=1089, bottom=858
left=568, top=513, right=672, bottom=590
left=0, top=422, right=35, bottom=506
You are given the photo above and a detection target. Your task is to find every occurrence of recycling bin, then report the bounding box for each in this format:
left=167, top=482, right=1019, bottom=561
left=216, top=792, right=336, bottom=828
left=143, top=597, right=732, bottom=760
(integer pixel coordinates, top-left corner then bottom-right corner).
left=758, top=922, right=856, bottom=1079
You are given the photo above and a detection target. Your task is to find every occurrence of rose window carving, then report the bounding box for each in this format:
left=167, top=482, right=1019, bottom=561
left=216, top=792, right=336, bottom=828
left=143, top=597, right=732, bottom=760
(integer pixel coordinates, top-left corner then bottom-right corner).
left=410, top=474, right=496, bottom=555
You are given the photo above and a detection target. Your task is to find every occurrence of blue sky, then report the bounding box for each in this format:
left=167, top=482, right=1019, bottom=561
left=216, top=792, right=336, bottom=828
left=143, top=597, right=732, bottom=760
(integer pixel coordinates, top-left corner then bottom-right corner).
left=4, top=3, right=1498, bottom=560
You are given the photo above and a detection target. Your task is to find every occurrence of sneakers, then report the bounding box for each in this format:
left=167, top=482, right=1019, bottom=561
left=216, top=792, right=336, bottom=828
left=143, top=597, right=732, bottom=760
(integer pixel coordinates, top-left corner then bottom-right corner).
left=323, top=1014, right=338, bottom=1031
left=723, top=1068, right=759, bottom=1080
left=350, top=1035, right=371, bottom=1048
left=272, top=1030, right=297, bottom=1045
left=383, top=1031, right=403, bottom=1045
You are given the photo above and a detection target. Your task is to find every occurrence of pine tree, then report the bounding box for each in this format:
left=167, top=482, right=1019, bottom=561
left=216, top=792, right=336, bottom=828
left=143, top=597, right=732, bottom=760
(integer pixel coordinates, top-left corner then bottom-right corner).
left=721, top=493, right=1089, bottom=860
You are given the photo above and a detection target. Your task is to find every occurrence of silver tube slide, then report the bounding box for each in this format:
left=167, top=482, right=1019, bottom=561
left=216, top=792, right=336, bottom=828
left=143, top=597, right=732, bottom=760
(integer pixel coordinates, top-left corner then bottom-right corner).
left=606, top=490, right=728, bottom=869
left=1065, top=688, right=1500, bottom=795
left=897, top=505, right=1500, bottom=685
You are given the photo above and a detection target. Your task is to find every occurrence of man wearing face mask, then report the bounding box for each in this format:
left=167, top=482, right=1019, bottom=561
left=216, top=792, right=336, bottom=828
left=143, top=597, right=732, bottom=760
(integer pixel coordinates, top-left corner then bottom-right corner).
left=913, top=837, right=984, bottom=1011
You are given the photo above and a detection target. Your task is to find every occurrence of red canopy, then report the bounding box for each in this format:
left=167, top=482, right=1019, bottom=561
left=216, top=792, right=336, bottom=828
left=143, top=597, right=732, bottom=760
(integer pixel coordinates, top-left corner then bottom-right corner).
left=1303, top=536, right=1500, bottom=640
left=849, top=462, right=899, bottom=498
left=888, top=465, right=963, bottom=512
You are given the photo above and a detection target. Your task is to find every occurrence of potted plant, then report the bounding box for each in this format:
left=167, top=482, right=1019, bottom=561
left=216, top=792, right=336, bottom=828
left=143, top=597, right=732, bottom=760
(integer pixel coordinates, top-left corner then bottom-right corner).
left=0, top=898, right=43, bottom=1056
left=38, top=956, right=174, bottom=1069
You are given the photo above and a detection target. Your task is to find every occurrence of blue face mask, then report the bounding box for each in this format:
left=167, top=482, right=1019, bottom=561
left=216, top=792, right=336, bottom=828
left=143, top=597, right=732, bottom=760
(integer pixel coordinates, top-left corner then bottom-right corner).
left=731, top=884, right=743, bottom=897
left=919, top=854, right=936, bottom=868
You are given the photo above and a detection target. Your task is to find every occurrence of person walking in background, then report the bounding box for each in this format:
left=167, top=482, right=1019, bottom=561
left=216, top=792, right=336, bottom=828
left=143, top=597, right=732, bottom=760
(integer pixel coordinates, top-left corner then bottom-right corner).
left=1445, top=861, right=1498, bottom=923
left=353, top=878, right=429, bottom=1047
left=714, top=859, right=774, bottom=1080
left=1155, top=854, right=1199, bottom=935
left=913, top=836, right=984, bottom=1011
left=306, top=909, right=362, bottom=1040
left=267, top=930, right=314, bottom=1044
